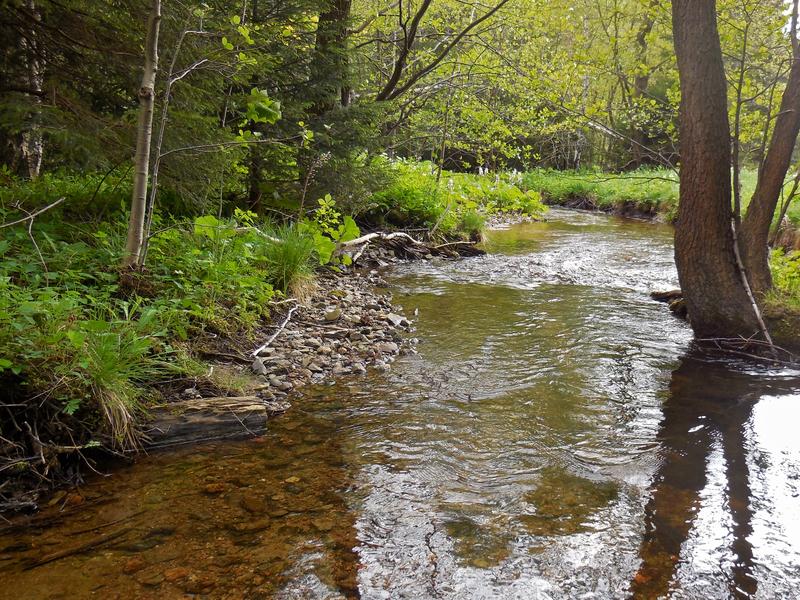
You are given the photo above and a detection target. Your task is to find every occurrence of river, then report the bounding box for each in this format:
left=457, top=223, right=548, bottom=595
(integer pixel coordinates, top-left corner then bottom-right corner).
left=1, top=209, right=799, bottom=599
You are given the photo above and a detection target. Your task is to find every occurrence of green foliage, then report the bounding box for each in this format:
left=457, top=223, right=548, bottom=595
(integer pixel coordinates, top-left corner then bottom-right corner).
left=0, top=208, right=337, bottom=447
left=0, top=169, right=133, bottom=219
left=520, top=168, right=775, bottom=224
left=521, top=168, right=681, bottom=218
left=767, top=249, right=800, bottom=312
left=299, top=195, right=361, bottom=265
left=368, top=160, right=546, bottom=237
left=459, top=209, right=487, bottom=241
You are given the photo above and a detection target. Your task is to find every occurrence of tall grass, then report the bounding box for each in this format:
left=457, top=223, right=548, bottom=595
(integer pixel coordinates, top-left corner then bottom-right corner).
left=261, top=224, right=316, bottom=299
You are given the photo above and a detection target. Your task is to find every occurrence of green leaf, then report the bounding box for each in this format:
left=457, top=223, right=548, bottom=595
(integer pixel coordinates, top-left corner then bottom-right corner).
left=194, top=215, right=220, bottom=238
left=338, top=216, right=360, bottom=242
left=230, top=15, right=241, bottom=25
left=63, top=398, right=81, bottom=416
left=66, top=330, right=86, bottom=349
left=313, top=233, right=337, bottom=265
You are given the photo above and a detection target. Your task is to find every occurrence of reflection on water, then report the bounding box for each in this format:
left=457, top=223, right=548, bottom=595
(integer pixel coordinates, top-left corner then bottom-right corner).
left=633, top=355, right=800, bottom=599
left=0, top=209, right=798, bottom=599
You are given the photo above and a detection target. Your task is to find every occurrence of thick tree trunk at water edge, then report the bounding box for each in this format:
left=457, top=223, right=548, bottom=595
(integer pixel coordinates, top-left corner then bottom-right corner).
left=671, top=0, right=761, bottom=338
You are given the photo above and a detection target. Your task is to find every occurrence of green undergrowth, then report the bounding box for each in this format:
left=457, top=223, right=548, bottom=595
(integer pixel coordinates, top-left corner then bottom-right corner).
left=519, top=168, right=798, bottom=224
left=521, top=168, right=682, bottom=220
left=367, top=160, right=547, bottom=238
left=0, top=206, right=335, bottom=451
left=766, top=249, right=800, bottom=313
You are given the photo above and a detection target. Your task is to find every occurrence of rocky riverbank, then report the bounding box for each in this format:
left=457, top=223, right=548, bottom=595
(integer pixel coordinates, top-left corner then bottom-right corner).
left=145, top=239, right=479, bottom=448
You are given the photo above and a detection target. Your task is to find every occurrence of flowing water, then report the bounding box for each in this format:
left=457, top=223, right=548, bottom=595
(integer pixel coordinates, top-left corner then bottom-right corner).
left=1, top=209, right=799, bottom=599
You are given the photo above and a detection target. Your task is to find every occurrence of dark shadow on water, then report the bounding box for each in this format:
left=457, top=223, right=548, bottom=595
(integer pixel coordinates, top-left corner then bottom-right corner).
left=630, top=350, right=799, bottom=599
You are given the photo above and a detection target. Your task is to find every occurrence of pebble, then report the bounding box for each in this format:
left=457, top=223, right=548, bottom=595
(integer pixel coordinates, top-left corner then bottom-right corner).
left=123, top=557, right=147, bottom=574
left=163, top=567, right=190, bottom=582
left=240, top=493, right=265, bottom=514
left=135, top=570, right=165, bottom=587
left=377, top=341, right=399, bottom=354
left=203, top=483, right=227, bottom=495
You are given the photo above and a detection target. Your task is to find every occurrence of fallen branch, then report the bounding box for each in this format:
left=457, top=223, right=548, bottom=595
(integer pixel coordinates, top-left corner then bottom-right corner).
left=339, top=231, right=428, bottom=248
left=26, top=527, right=132, bottom=569
left=252, top=305, right=299, bottom=357
left=338, top=230, right=483, bottom=262
left=0, top=197, right=65, bottom=229
left=235, top=226, right=281, bottom=243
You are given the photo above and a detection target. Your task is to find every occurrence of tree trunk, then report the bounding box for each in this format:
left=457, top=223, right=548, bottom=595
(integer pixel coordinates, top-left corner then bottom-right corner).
left=739, top=52, right=800, bottom=294
left=123, top=0, right=161, bottom=268
left=671, top=0, right=761, bottom=338
left=629, top=1, right=656, bottom=169
left=19, top=0, right=43, bottom=179
left=311, top=0, right=351, bottom=115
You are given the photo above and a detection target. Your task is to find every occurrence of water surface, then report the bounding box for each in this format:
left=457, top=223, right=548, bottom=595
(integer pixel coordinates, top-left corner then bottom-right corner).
left=1, top=209, right=798, bottom=599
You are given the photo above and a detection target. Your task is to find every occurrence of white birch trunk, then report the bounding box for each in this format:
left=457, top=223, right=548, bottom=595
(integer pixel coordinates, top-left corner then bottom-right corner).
left=123, top=0, right=162, bottom=268
left=20, top=0, right=44, bottom=179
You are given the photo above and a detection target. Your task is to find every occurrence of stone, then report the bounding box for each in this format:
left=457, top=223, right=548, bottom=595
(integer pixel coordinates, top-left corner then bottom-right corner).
left=324, top=308, right=342, bottom=321
left=135, top=570, right=165, bottom=587
left=163, top=567, right=190, bottom=582
left=308, top=362, right=324, bottom=373
left=123, top=557, right=147, bottom=575
left=332, top=364, right=350, bottom=376
left=233, top=518, right=271, bottom=532
left=312, top=517, right=335, bottom=532
left=263, top=400, right=291, bottom=415
left=374, top=361, right=390, bottom=372
left=240, top=493, right=265, bottom=514
left=203, top=483, right=227, bottom=495
left=65, top=493, right=84, bottom=506
left=251, top=358, right=268, bottom=375
left=377, top=342, right=399, bottom=354
left=268, top=375, right=283, bottom=388
left=387, top=313, right=410, bottom=328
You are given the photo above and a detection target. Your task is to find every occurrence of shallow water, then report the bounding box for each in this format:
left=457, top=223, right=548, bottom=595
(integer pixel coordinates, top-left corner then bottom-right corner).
left=1, top=209, right=799, bottom=599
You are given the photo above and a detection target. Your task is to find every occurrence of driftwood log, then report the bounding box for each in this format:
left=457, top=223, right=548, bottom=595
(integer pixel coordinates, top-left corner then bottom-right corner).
left=650, top=289, right=688, bottom=318
left=339, top=231, right=485, bottom=262
left=143, top=396, right=289, bottom=449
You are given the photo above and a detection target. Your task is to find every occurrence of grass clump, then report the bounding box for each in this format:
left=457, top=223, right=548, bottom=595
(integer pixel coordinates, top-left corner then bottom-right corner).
left=261, top=224, right=316, bottom=299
